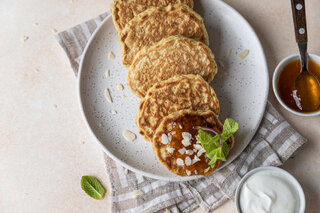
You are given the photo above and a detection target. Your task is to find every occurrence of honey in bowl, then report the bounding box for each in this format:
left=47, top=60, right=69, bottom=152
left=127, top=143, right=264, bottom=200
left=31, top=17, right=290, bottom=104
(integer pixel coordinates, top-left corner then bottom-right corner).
left=277, top=59, right=320, bottom=112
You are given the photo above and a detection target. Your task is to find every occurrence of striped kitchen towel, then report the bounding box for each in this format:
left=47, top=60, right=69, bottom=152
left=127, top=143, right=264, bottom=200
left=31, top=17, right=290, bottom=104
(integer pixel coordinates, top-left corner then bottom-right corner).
left=55, top=11, right=307, bottom=213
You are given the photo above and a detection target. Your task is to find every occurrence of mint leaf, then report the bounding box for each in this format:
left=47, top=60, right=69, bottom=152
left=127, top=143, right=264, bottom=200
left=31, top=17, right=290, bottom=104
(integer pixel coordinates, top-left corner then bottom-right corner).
left=196, top=118, right=239, bottom=168
left=221, top=118, right=239, bottom=140
left=81, top=176, right=106, bottom=200
left=196, top=129, right=220, bottom=151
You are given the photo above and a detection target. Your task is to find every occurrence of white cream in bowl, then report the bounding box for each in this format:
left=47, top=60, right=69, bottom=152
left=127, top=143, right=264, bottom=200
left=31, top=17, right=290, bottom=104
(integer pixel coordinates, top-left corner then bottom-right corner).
left=235, top=166, right=305, bottom=213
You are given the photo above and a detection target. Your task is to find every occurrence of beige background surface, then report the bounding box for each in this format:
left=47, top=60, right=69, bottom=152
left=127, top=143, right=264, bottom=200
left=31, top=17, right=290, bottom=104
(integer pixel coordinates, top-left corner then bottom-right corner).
left=1, top=0, right=319, bottom=212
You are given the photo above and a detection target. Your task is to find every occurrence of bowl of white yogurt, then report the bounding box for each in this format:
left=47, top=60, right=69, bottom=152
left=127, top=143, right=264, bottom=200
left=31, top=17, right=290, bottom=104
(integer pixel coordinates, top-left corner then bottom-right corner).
left=235, top=166, right=305, bottom=213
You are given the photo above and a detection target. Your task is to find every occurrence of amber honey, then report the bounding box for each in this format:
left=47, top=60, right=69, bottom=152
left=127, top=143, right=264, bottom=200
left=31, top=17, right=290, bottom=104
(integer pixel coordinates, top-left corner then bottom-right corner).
left=278, top=59, right=320, bottom=112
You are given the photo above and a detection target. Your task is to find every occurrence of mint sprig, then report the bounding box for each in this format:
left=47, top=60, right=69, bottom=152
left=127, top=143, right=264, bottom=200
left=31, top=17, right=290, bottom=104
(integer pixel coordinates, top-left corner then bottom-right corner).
left=81, top=176, right=106, bottom=200
left=195, top=118, right=239, bottom=168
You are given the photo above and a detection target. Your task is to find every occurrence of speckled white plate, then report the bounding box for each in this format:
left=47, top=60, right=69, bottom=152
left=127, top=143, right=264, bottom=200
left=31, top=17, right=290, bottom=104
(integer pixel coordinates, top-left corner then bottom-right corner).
left=78, top=0, right=269, bottom=181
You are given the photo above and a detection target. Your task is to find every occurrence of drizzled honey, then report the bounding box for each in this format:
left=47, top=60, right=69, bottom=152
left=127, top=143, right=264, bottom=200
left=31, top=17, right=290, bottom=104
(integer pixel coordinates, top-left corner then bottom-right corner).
left=167, top=114, right=217, bottom=176
left=278, top=59, right=320, bottom=112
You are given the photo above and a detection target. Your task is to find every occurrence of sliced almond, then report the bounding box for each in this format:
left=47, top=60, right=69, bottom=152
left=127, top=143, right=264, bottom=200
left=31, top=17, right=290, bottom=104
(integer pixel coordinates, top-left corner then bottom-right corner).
left=105, top=69, right=110, bottom=78
left=111, top=110, right=117, bottom=115
left=237, top=49, right=249, bottom=60
left=178, top=148, right=186, bottom=155
left=166, top=147, right=175, bottom=154
left=108, top=51, right=115, bottom=59
left=117, top=84, right=124, bottom=91
left=186, top=170, right=191, bottom=176
left=185, top=156, right=191, bottom=166
left=161, top=133, right=170, bottom=144
left=204, top=167, right=211, bottom=173
left=176, top=158, right=184, bottom=166
left=104, top=88, right=112, bottom=103
left=197, top=148, right=205, bottom=157
left=122, top=130, right=136, bottom=142
left=185, top=150, right=194, bottom=155
left=132, top=190, right=143, bottom=196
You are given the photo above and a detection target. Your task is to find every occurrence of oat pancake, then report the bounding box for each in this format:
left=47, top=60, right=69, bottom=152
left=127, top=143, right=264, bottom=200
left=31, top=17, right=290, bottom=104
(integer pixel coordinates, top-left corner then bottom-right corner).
left=152, top=109, right=234, bottom=176
left=136, top=74, right=220, bottom=142
left=120, top=4, right=209, bottom=67
left=128, top=36, right=218, bottom=98
left=110, top=0, right=193, bottom=34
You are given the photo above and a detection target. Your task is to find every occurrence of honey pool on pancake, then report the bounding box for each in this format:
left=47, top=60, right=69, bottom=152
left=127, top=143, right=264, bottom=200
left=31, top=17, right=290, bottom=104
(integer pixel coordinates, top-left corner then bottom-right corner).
left=277, top=59, right=320, bottom=112
left=169, top=114, right=213, bottom=175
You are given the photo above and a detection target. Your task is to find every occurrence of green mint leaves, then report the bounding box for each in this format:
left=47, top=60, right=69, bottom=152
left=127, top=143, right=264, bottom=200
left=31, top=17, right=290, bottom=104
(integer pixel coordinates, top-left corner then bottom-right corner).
left=81, top=176, right=106, bottom=200
left=196, top=118, right=239, bottom=168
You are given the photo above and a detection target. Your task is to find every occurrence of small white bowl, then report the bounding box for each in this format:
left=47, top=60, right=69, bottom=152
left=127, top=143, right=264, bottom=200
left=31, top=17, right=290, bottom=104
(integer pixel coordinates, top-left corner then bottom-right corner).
left=272, top=53, right=320, bottom=116
left=235, top=166, right=305, bottom=213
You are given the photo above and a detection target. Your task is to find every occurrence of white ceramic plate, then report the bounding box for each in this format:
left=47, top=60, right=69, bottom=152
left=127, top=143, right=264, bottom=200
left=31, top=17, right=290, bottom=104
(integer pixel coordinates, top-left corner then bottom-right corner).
left=78, top=0, right=269, bottom=181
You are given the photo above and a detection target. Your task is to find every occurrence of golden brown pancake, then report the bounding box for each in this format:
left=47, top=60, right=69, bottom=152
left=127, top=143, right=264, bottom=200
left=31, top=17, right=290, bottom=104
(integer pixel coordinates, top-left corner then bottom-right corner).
left=120, top=4, right=209, bottom=67
left=152, top=109, right=234, bottom=176
left=127, top=35, right=218, bottom=98
left=110, top=0, right=193, bottom=33
left=136, top=74, right=220, bottom=142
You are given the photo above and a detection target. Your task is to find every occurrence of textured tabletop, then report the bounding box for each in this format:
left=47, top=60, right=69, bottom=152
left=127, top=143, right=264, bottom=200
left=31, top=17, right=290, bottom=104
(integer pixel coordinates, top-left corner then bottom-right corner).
left=1, top=0, right=319, bottom=212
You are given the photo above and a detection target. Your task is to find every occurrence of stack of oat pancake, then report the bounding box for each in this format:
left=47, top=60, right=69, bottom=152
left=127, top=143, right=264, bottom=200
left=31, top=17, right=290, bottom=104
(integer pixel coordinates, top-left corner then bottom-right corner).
left=110, top=0, right=234, bottom=176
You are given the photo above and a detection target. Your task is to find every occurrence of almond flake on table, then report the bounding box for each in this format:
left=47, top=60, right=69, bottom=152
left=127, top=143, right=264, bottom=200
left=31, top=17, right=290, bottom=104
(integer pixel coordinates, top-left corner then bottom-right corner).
left=52, top=28, right=58, bottom=33
left=108, top=51, right=115, bottom=59
left=53, top=104, right=58, bottom=109
left=121, top=94, right=126, bottom=98
left=105, top=69, right=110, bottom=78
left=33, top=22, right=39, bottom=26
left=124, top=168, right=128, bottom=175
left=21, top=35, right=29, bottom=42
left=165, top=209, right=171, bottom=213
left=132, top=190, right=143, bottom=196
left=237, top=49, right=250, bottom=60
left=104, top=88, right=112, bottom=103
left=111, top=110, right=117, bottom=115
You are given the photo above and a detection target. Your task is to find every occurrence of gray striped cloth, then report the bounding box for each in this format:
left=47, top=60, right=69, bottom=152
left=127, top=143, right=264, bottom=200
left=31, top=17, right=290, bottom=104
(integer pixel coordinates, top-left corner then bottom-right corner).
left=55, top=11, right=307, bottom=213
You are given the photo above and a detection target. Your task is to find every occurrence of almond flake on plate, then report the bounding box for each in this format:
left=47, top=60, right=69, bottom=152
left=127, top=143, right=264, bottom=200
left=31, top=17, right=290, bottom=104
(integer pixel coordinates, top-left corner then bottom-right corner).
left=104, top=88, right=112, bottom=103
left=132, top=190, right=143, bottom=196
left=117, top=84, right=124, bottom=91
left=111, top=110, right=117, bottom=115
left=237, top=49, right=249, bottom=60
left=121, top=94, right=126, bottom=98
left=122, top=130, right=137, bottom=142
left=165, top=208, right=171, bottom=213
left=105, top=69, right=110, bottom=78
left=108, top=51, right=115, bottom=59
